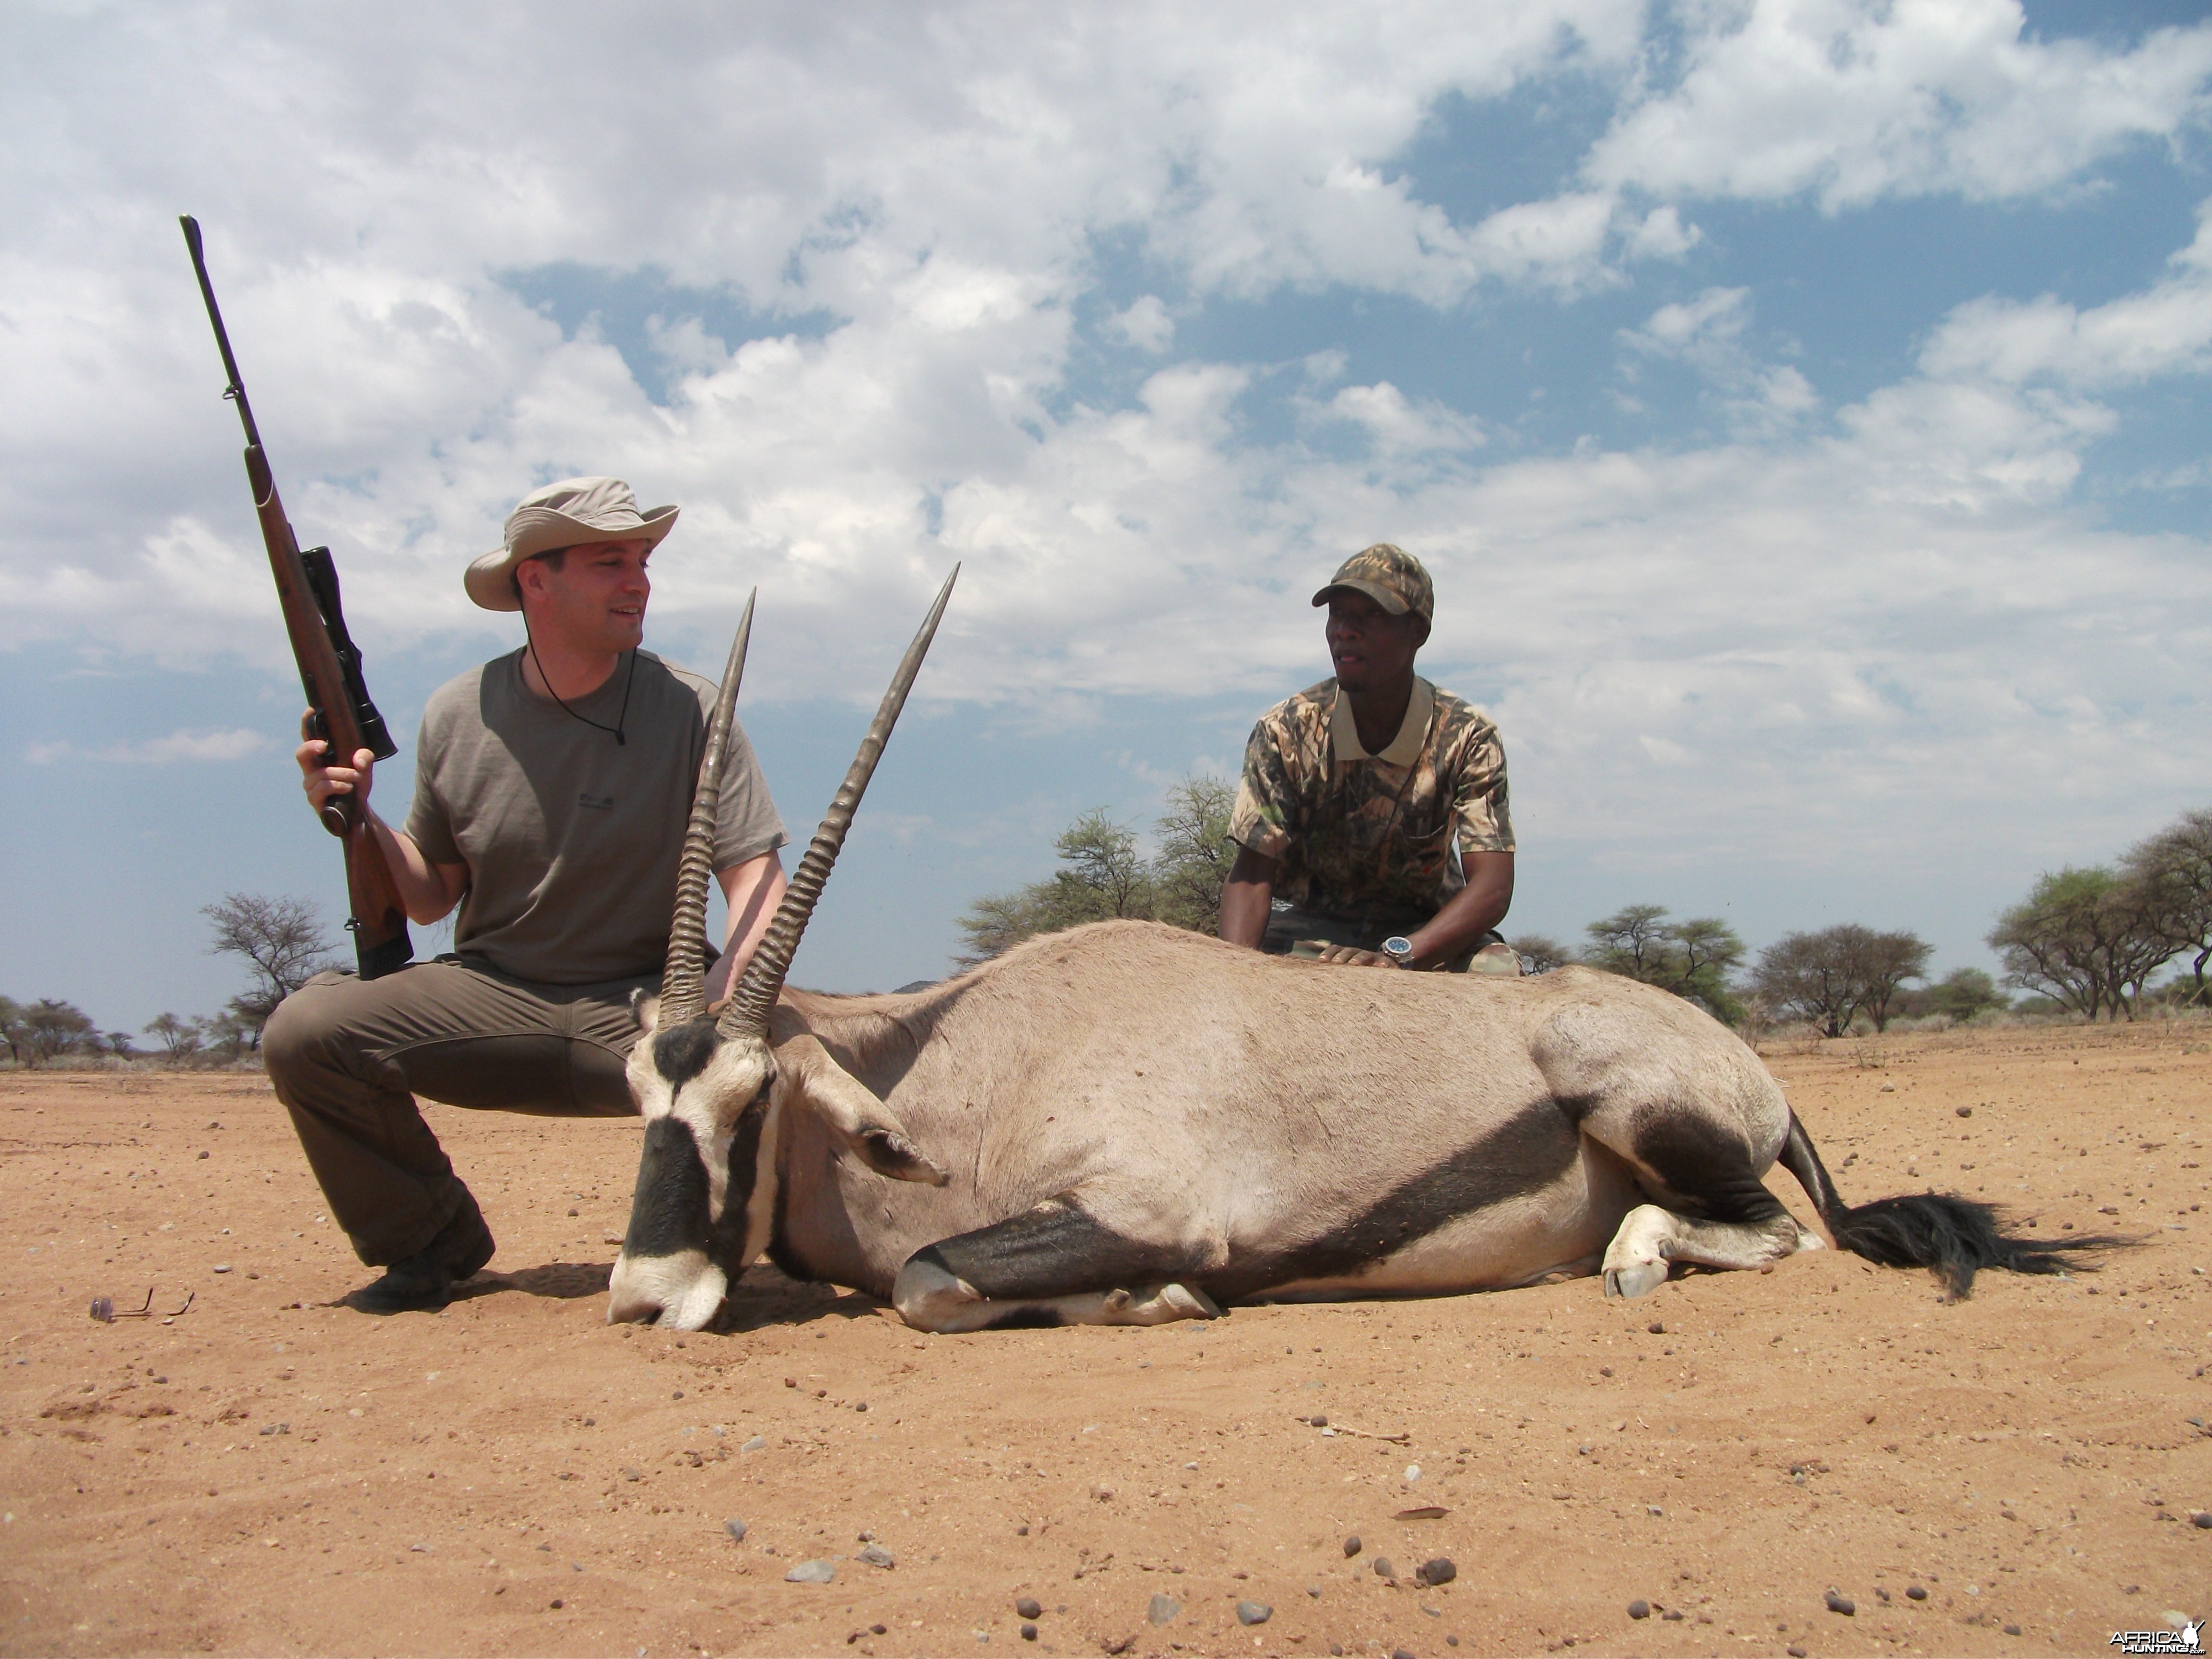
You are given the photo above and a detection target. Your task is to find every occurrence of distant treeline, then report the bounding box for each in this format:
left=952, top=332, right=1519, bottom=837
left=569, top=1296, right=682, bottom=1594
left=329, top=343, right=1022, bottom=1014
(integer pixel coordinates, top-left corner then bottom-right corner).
left=8, top=800, right=2206, bottom=1066
left=957, top=786, right=2212, bottom=1033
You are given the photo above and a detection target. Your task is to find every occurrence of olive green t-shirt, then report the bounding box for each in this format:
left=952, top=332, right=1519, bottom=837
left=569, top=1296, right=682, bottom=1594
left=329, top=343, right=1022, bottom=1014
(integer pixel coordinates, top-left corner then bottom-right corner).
left=404, top=649, right=786, bottom=984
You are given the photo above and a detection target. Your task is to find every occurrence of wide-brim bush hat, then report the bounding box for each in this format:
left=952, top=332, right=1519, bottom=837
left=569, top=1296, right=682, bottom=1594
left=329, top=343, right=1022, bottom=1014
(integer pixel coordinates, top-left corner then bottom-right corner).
left=466, top=477, right=679, bottom=612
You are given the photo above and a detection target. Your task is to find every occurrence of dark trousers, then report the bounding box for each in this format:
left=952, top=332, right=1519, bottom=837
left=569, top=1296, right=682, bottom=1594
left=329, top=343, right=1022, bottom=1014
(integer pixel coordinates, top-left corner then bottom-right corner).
left=261, top=959, right=651, bottom=1266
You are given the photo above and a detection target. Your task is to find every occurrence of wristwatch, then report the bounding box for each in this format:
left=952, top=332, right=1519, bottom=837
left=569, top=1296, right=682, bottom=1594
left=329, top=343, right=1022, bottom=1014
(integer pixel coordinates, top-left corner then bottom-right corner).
left=1380, top=936, right=1415, bottom=969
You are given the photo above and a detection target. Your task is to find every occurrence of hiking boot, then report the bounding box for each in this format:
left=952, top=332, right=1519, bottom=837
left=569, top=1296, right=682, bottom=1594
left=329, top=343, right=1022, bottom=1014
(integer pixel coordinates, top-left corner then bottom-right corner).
left=347, top=1194, right=494, bottom=1314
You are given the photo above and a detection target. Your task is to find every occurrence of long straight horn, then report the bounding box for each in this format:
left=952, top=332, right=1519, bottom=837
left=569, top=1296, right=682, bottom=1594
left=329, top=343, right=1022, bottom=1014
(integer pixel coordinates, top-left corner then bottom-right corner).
left=657, top=590, right=757, bottom=1027
left=721, top=566, right=958, bottom=1036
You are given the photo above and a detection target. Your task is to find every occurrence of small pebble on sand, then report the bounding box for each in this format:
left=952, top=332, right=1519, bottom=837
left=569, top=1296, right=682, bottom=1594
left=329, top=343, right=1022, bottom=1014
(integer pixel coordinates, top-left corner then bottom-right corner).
left=1373, top=1557, right=1396, bottom=1579
left=1020, top=1624, right=1037, bottom=1641
left=1646, top=1321, right=1665, bottom=1334
left=1237, top=1601, right=1272, bottom=1626
left=1147, top=1593, right=1180, bottom=1626
left=1906, top=1585, right=1928, bottom=1601
left=1416, top=1559, right=1456, bottom=1587
left=1343, top=1535, right=1362, bottom=1557
left=1825, top=1591, right=1856, bottom=1616
left=1627, top=1600, right=1650, bottom=1619
left=1015, top=1598, right=1042, bottom=1620
left=723, top=1519, right=747, bottom=1542
left=786, top=1559, right=836, bottom=1584
left=858, top=1545, right=895, bottom=1569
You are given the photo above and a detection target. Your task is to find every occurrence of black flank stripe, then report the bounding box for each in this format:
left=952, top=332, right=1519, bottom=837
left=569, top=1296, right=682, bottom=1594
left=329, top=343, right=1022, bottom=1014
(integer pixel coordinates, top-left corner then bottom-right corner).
left=1208, top=1099, right=1580, bottom=1300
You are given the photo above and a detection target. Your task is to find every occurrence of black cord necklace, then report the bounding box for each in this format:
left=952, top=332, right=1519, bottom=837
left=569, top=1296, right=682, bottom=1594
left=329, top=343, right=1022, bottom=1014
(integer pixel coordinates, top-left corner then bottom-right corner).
left=522, top=616, right=637, bottom=745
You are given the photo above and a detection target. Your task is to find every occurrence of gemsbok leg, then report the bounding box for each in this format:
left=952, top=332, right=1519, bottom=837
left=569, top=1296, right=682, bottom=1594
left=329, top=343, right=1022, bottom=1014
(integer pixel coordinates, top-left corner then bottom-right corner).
left=891, top=1192, right=1224, bottom=1333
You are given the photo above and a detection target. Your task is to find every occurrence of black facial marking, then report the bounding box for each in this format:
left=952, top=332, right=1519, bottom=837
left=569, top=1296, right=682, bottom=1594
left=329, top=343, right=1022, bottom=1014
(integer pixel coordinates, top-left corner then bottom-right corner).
left=1629, top=1109, right=1788, bottom=1225
left=651, top=1019, right=721, bottom=1088
left=917, top=1201, right=1208, bottom=1301
left=1210, top=1100, right=1580, bottom=1299
left=623, top=1115, right=711, bottom=1259
left=706, top=1098, right=769, bottom=1270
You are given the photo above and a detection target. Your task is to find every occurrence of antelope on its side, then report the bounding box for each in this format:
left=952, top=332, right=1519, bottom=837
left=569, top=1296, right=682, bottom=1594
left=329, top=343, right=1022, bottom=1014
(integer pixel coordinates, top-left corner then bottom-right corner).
left=609, top=576, right=2111, bottom=1332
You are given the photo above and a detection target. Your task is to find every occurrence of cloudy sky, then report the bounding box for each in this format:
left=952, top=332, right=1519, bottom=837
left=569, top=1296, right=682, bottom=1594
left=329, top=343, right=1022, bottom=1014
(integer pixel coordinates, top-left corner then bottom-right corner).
left=4, top=0, right=2209, bottom=1031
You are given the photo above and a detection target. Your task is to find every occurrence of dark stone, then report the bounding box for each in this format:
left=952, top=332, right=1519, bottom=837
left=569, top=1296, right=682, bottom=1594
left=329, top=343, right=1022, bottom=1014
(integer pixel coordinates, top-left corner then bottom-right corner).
left=1343, top=1535, right=1362, bottom=1557
left=1237, top=1602, right=1272, bottom=1626
left=1416, top=1559, right=1456, bottom=1587
left=1310, top=1414, right=1328, bottom=1427
left=1647, top=1321, right=1665, bottom=1334
left=2005, top=1625, right=2022, bottom=1637
left=1374, top=1557, right=1395, bottom=1579
left=1021, top=1624, right=1038, bottom=1642
left=724, top=1519, right=747, bottom=1542
left=1627, top=1600, right=1650, bottom=1619
left=1147, top=1594, right=1180, bottom=1626
left=1825, top=1592, right=1856, bottom=1616
left=1956, top=1107, right=1973, bottom=1118
left=2194, top=1512, right=2212, bottom=1530
left=1906, top=1585, right=1928, bottom=1601
left=857, top=1545, right=895, bottom=1569
left=1016, top=1598, right=1042, bottom=1620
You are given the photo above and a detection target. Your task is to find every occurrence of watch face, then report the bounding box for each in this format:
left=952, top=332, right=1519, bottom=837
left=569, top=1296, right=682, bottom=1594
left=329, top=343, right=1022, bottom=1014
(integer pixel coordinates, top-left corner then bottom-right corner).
left=1381, top=936, right=1414, bottom=963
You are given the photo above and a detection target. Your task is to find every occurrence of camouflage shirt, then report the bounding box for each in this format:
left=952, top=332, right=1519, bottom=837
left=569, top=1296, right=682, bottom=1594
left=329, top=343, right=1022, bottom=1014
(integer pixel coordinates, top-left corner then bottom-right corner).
left=1228, top=677, right=1513, bottom=919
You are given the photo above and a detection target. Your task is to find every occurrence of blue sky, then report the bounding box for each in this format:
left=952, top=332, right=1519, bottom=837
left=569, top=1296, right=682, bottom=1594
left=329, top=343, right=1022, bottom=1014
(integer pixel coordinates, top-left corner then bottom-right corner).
left=3, top=1, right=2210, bottom=1032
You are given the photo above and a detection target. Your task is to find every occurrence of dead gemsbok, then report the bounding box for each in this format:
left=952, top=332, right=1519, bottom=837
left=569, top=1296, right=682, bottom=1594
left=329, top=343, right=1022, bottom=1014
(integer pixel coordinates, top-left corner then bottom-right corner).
left=609, top=575, right=2114, bottom=1332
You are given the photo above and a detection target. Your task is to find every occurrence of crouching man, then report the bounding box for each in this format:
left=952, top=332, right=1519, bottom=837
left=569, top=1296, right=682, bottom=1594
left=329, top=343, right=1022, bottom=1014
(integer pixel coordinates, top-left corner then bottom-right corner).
left=1218, top=543, right=1518, bottom=973
left=264, top=478, right=787, bottom=1312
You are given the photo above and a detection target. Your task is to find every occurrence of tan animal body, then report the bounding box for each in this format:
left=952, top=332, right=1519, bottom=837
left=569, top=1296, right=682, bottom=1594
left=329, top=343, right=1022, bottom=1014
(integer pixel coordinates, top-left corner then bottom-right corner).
left=609, top=581, right=2113, bottom=1332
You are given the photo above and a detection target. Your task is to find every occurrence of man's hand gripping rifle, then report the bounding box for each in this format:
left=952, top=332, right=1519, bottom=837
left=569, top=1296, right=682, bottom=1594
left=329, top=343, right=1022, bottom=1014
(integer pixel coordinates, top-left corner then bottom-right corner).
left=180, top=215, right=413, bottom=980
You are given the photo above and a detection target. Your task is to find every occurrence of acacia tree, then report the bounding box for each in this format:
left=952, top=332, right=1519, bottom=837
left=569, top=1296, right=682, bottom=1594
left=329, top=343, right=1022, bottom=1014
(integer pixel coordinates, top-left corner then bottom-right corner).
left=1151, top=776, right=1236, bottom=934
left=1508, top=935, right=1572, bottom=975
left=1750, top=925, right=1930, bottom=1036
left=203, top=893, right=336, bottom=1046
left=143, top=1013, right=205, bottom=1064
left=956, top=778, right=1236, bottom=963
left=17, top=999, right=96, bottom=1065
left=1926, top=967, right=2008, bottom=1023
left=1853, top=930, right=1934, bottom=1032
left=1583, top=906, right=1746, bottom=1020
left=1987, top=867, right=2172, bottom=1022
left=2123, top=807, right=2212, bottom=1007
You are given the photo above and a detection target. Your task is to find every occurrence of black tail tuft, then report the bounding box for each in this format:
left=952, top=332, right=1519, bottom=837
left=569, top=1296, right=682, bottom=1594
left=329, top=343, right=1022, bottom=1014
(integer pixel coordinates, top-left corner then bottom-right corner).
left=1778, top=1114, right=2130, bottom=1300
left=1828, top=1191, right=2120, bottom=1300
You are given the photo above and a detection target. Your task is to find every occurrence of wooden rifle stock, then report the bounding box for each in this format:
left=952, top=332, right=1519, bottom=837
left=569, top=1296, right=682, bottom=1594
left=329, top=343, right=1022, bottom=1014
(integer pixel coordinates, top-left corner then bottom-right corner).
left=181, top=216, right=414, bottom=980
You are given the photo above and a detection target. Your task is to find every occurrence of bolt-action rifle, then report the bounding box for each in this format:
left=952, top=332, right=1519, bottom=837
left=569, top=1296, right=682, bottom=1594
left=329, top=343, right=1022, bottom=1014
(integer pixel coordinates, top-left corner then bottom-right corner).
left=180, top=215, right=414, bottom=980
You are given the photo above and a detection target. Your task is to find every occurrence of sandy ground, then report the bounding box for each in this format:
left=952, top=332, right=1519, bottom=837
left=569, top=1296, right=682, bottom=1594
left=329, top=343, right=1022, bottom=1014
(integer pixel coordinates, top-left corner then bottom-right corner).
left=3, top=1019, right=2209, bottom=1658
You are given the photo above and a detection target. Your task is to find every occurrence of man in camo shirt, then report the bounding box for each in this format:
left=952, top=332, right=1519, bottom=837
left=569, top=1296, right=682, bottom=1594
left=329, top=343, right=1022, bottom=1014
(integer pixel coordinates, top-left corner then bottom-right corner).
left=1219, top=544, right=1518, bottom=973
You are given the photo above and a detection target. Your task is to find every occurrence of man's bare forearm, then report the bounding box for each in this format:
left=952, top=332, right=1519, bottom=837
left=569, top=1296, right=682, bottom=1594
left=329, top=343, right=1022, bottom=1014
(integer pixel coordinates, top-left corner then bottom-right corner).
left=1405, top=852, right=1513, bottom=969
left=364, top=810, right=466, bottom=925
left=1219, top=846, right=1279, bottom=949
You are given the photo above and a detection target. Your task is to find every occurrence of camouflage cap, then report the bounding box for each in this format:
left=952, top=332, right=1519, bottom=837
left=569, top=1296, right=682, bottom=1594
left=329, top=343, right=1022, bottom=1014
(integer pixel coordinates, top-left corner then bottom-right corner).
left=1312, top=543, right=1433, bottom=624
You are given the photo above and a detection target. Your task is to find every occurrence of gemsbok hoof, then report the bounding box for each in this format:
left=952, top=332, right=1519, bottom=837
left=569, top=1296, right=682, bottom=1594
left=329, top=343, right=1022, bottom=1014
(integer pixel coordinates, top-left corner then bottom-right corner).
left=1603, top=1262, right=1669, bottom=1300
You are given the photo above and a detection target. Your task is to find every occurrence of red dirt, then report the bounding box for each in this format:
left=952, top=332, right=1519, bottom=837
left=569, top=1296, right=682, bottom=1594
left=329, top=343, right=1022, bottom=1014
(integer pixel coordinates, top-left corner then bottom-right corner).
left=2, top=1019, right=2208, bottom=1656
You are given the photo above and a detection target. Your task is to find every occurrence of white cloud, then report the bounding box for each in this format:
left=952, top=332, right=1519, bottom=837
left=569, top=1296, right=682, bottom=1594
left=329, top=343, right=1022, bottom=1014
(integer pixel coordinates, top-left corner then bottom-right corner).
left=27, top=728, right=270, bottom=765
left=0, top=1, right=2205, bottom=928
left=1106, top=295, right=1176, bottom=353
left=1585, top=0, right=2212, bottom=210
left=1917, top=200, right=2212, bottom=387
left=1313, top=382, right=1485, bottom=458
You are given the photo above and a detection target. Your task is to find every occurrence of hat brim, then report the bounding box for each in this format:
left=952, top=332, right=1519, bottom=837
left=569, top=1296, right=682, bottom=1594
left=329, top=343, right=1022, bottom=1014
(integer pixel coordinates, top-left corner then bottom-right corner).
left=466, top=504, right=680, bottom=612
left=1311, top=577, right=1412, bottom=617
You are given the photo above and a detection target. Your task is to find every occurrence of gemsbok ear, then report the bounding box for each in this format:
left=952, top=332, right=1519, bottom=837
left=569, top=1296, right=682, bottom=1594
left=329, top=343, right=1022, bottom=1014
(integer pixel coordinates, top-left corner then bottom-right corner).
left=778, top=1036, right=950, bottom=1186
left=631, top=989, right=661, bottom=1038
